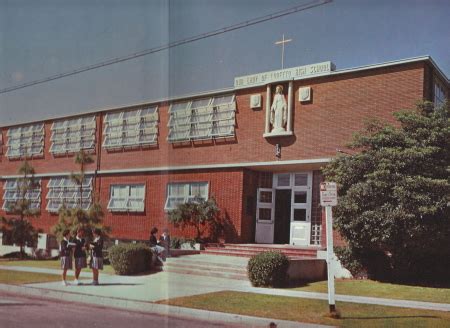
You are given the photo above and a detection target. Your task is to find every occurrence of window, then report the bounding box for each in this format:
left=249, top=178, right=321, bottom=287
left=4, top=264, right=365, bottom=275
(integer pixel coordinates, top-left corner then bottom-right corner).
left=50, top=115, right=96, bottom=154
left=6, top=123, right=44, bottom=158
left=103, top=106, right=158, bottom=149
left=46, top=176, right=92, bottom=212
left=164, top=182, right=208, bottom=210
left=434, top=78, right=447, bottom=107
left=2, top=179, right=41, bottom=211
left=168, top=94, right=236, bottom=143
left=107, top=184, right=145, bottom=212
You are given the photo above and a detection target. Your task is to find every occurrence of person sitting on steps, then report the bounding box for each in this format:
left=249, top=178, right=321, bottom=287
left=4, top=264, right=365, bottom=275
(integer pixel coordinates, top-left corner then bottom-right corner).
left=149, top=227, right=165, bottom=264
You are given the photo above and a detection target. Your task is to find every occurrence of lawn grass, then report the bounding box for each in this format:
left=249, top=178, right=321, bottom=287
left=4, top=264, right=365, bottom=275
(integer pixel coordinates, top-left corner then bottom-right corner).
left=289, top=279, right=450, bottom=304
left=0, top=259, right=115, bottom=275
left=158, top=290, right=450, bottom=328
left=0, top=269, right=61, bottom=285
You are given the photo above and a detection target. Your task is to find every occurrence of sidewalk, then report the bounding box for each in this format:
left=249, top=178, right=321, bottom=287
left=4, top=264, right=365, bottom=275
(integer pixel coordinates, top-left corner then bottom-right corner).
left=1, top=264, right=449, bottom=312
left=0, top=265, right=329, bottom=328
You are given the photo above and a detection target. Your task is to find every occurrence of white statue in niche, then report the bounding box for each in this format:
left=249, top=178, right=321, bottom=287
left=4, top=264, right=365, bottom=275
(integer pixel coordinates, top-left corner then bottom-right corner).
left=270, top=85, right=287, bottom=133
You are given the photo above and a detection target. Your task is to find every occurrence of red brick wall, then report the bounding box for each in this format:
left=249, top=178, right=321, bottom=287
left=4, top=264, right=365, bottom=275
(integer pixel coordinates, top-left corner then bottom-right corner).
left=423, top=63, right=433, bottom=101
left=97, top=168, right=245, bottom=241
left=0, top=177, right=61, bottom=236
left=95, top=62, right=427, bottom=171
left=0, top=168, right=246, bottom=241
left=0, top=61, right=433, bottom=244
left=0, top=117, right=99, bottom=176
left=1, top=62, right=427, bottom=174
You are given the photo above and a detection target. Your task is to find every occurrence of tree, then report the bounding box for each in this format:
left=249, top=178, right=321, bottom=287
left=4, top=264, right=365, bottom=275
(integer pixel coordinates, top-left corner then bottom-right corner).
left=0, top=160, right=40, bottom=258
left=167, top=198, right=221, bottom=242
left=324, top=101, right=450, bottom=282
left=52, top=150, right=108, bottom=241
left=71, top=149, right=94, bottom=208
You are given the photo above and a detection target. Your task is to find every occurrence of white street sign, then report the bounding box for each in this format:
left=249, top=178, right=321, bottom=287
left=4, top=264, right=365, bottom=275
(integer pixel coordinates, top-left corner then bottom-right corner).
left=320, top=182, right=337, bottom=207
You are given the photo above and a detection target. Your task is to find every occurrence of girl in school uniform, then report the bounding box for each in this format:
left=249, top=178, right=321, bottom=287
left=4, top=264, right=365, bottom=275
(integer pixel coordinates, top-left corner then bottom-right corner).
left=73, top=227, right=87, bottom=285
left=60, top=229, right=74, bottom=286
left=89, top=228, right=104, bottom=285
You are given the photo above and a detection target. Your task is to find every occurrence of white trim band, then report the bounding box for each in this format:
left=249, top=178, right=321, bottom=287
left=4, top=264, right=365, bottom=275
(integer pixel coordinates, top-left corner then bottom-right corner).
left=0, top=158, right=331, bottom=179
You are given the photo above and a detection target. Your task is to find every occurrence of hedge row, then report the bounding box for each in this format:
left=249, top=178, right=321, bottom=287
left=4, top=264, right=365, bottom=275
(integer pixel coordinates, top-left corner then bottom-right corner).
left=109, top=243, right=153, bottom=275
left=247, top=251, right=289, bottom=287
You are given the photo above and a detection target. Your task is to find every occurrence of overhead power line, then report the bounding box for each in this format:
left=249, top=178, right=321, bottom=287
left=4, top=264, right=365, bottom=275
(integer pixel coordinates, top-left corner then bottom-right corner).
left=0, top=0, right=332, bottom=95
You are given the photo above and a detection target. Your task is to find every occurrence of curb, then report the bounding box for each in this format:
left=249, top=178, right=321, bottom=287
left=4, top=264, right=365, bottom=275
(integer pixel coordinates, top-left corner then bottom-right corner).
left=0, top=284, right=333, bottom=328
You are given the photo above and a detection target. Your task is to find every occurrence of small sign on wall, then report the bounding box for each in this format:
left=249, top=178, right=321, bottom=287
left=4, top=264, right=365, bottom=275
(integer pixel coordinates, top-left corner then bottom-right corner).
left=320, top=182, right=337, bottom=207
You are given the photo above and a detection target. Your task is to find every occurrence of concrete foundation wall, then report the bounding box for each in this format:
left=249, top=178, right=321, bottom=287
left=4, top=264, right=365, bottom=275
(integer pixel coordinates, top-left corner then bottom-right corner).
left=287, top=258, right=327, bottom=281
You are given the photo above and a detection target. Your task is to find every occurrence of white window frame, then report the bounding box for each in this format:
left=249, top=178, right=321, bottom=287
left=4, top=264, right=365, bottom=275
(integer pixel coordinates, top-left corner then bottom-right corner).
left=164, top=182, right=209, bottom=210
left=167, top=94, right=236, bottom=143
left=50, top=115, right=96, bottom=155
left=2, top=178, right=41, bottom=212
left=6, top=123, right=45, bottom=158
left=46, top=176, right=93, bottom=212
left=103, top=106, right=158, bottom=149
left=107, top=184, right=146, bottom=212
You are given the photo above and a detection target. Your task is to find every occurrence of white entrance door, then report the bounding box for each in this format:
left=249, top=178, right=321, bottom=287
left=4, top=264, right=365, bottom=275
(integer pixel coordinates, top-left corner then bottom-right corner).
left=290, top=173, right=312, bottom=246
left=255, top=188, right=275, bottom=243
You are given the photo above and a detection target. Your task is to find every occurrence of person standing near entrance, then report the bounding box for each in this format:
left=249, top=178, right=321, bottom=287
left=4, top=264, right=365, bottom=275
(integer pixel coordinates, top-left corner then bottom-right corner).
left=73, top=227, right=87, bottom=285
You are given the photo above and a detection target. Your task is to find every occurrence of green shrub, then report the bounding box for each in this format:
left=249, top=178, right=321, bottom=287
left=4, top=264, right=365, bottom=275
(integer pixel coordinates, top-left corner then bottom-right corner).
left=247, top=251, right=290, bottom=287
left=108, top=243, right=153, bottom=275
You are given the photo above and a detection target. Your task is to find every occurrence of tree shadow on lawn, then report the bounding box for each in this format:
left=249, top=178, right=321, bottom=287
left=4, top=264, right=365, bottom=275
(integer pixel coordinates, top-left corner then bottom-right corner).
left=112, top=267, right=163, bottom=277
left=284, top=279, right=320, bottom=288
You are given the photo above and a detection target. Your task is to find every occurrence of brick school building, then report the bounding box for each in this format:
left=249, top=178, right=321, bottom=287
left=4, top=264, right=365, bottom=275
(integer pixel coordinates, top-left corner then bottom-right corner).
left=0, top=56, right=448, bottom=249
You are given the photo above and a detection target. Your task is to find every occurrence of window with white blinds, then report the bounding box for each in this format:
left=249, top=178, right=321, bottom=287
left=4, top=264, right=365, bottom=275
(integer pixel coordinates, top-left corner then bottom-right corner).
left=2, top=179, right=41, bottom=211
left=164, top=182, right=208, bottom=210
left=107, top=184, right=145, bottom=212
left=50, top=115, right=96, bottom=154
left=46, top=176, right=93, bottom=212
left=6, top=123, right=45, bottom=158
left=103, top=106, right=158, bottom=149
left=168, top=94, right=236, bottom=143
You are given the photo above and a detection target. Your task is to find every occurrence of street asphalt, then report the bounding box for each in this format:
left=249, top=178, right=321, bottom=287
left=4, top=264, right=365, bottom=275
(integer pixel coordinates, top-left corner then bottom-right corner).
left=0, top=292, right=247, bottom=328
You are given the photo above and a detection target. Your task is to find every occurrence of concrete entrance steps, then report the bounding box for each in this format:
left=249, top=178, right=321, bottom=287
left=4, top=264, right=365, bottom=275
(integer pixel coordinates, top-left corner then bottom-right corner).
left=163, top=254, right=249, bottom=281
left=202, top=243, right=322, bottom=259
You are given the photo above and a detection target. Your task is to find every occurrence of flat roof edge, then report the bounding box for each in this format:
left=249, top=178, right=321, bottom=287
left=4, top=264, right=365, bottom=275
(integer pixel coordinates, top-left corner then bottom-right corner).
left=1, top=56, right=448, bottom=129
left=333, top=56, right=449, bottom=83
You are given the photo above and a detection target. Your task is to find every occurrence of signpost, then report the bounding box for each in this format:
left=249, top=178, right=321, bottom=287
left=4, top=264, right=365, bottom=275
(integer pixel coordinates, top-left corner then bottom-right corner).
left=320, top=182, right=337, bottom=314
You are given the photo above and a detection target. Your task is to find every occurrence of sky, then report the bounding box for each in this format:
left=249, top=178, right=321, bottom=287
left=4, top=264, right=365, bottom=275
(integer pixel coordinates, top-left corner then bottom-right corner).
left=0, top=0, right=449, bottom=126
